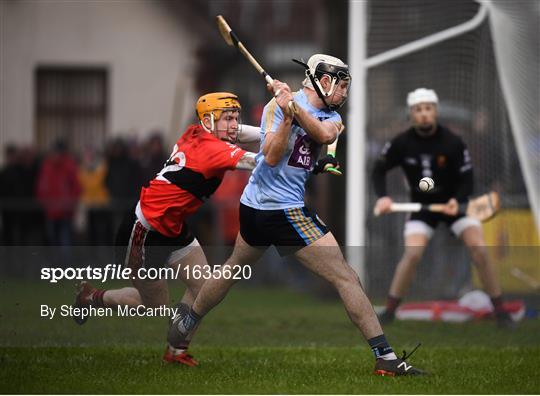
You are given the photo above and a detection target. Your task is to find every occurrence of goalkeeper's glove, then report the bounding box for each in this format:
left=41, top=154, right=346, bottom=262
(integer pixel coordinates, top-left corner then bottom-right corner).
left=313, top=155, right=339, bottom=175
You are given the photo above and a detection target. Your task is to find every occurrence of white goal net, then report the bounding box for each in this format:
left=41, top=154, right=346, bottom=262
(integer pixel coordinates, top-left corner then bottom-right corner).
left=361, top=0, right=539, bottom=299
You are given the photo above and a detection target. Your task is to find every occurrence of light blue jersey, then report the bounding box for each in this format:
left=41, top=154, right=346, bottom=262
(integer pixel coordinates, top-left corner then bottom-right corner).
left=240, top=89, right=342, bottom=210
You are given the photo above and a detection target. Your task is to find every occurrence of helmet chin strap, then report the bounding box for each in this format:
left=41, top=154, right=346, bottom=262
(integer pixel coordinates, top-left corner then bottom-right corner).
left=200, top=114, right=215, bottom=133
left=308, top=70, right=337, bottom=110
left=320, top=77, right=337, bottom=98
left=293, top=59, right=337, bottom=111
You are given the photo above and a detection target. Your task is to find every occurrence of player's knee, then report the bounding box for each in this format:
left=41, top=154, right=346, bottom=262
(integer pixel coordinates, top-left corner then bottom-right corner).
left=469, top=245, right=488, bottom=265
left=332, top=266, right=359, bottom=290
left=403, top=249, right=423, bottom=265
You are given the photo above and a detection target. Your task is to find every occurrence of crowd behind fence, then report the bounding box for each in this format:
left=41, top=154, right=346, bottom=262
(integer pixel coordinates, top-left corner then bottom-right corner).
left=0, top=131, right=246, bottom=248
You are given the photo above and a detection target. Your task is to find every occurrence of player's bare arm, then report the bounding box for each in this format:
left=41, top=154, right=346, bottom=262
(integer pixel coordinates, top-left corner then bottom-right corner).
left=262, top=82, right=294, bottom=167
left=293, top=106, right=339, bottom=145
left=262, top=116, right=293, bottom=167
left=374, top=196, right=394, bottom=214
left=235, top=151, right=257, bottom=170
left=442, top=198, right=459, bottom=216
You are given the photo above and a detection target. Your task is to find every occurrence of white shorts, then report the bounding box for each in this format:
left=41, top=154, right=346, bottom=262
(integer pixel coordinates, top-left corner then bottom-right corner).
left=167, top=238, right=200, bottom=266
left=404, top=216, right=481, bottom=239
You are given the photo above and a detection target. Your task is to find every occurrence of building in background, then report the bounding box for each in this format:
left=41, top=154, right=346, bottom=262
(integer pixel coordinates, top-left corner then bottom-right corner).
left=0, top=0, right=206, bottom=154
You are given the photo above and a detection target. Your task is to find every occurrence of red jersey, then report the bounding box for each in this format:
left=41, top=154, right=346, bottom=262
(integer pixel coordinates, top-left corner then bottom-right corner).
left=139, top=125, right=246, bottom=237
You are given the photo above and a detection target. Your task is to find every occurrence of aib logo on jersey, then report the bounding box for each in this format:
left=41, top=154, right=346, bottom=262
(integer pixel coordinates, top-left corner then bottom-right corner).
left=288, top=134, right=318, bottom=170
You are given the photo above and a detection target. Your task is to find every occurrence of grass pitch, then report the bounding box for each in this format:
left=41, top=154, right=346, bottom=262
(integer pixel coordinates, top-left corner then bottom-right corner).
left=1, top=280, right=539, bottom=394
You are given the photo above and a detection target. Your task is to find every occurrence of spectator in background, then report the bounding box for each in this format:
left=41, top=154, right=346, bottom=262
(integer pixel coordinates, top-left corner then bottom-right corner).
left=105, top=138, right=142, bottom=229
left=0, top=144, right=25, bottom=246
left=36, top=140, right=81, bottom=247
left=140, top=131, right=167, bottom=186
left=78, top=146, right=112, bottom=245
left=19, top=145, right=45, bottom=245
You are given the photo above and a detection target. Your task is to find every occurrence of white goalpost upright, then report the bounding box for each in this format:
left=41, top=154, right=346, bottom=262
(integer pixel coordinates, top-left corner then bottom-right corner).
left=346, top=0, right=367, bottom=283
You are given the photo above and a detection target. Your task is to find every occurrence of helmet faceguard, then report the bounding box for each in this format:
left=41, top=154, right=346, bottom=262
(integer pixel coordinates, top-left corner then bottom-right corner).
left=293, top=54, right=351, bottom=111
left=196, top=92, right=242, bottom=135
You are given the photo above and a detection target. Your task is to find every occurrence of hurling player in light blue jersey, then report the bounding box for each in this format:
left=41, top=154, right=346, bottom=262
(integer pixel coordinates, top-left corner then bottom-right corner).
left=170, top=54, right=425, bottom=376
left=240, top=83, right=343, bottom=210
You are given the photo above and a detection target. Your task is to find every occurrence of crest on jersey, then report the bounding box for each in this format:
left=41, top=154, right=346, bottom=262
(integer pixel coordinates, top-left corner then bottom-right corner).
left=288, top=134, right=320, bottom=170
left=437, top=155, right=447, bottom=168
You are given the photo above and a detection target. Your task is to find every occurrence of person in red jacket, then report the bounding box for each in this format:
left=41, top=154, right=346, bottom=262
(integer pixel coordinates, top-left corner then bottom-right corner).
left=36, top=140, right=81, bottom=247
left=73, top=92, right=257, bottom=366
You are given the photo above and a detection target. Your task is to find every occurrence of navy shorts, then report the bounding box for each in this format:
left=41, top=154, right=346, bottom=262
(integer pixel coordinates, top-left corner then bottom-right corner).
left=239, top=203, right=329, bottom=255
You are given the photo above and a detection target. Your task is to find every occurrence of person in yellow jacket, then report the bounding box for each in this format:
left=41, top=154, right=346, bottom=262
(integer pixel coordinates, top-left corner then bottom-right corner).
left=78, top=146, right=112, bottom=245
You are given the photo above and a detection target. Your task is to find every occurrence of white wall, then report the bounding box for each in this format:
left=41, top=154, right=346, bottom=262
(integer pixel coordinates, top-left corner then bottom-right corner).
left=0, top=0, right=200, bottom=155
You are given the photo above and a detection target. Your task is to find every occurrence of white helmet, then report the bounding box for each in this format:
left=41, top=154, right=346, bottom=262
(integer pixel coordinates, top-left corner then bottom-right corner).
left=302, top=54, right=349, bottom=90
left=407, top=88, right=438, bottom=107
left=293, top=53, right=351, bottom=111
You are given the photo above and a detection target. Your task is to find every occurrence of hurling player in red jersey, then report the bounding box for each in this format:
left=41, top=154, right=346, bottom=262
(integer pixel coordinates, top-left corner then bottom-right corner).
left=73, top=93, right=257, bottom=366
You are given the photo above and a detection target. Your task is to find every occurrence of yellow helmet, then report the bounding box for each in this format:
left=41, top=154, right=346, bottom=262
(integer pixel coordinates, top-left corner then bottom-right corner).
left=196, top=92, right=241, bottom=123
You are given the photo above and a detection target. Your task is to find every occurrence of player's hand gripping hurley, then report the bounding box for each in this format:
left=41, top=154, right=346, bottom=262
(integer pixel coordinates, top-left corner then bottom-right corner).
left=374, top=191, right=500, bottom=222
left=323, top=124, right=344, bottom=175
left=216, top=15, right=298, bottom=116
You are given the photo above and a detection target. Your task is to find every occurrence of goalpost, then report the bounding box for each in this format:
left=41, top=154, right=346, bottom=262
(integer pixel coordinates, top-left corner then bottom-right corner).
left=347, top=0, right=539, bottom=290
left=486, top=1, right=540, bottom=234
